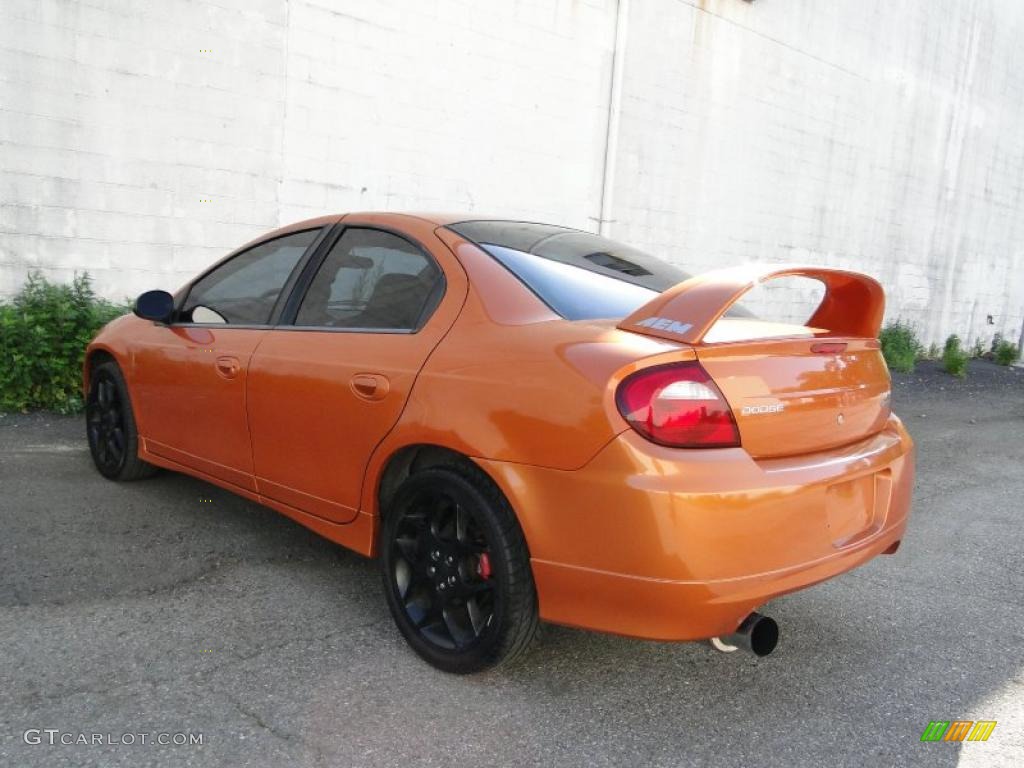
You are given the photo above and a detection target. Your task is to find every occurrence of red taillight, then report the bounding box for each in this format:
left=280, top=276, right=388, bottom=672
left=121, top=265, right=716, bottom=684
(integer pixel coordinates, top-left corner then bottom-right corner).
left=616, top=362, right=740, bottom=448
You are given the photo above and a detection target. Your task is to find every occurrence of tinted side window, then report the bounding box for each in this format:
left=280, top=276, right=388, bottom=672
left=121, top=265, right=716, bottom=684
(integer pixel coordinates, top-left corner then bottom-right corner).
left=183, top=229, right=319, bottom=324
left=295, top=228, right=442, bottom=330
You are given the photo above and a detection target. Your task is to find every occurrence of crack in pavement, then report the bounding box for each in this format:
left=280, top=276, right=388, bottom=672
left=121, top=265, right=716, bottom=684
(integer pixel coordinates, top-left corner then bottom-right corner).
left=225, top=693, right=330, bottom=768
left=4, top=616, right=391, bottom=711
left=0, top=552, right=374, bottom=610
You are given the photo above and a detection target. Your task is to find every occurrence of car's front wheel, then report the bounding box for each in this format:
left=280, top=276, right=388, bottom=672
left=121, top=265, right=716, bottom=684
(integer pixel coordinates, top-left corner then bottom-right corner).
left=86, top=360, right=157, bottom=481
left=380, top=465, right=539, bottom=673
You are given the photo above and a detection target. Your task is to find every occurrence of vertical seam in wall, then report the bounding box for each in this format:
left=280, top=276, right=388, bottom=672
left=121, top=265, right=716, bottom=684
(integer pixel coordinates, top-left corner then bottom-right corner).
left=597, top=0, right=628, bottom=237
left=277, top=0, right=292, bottom=226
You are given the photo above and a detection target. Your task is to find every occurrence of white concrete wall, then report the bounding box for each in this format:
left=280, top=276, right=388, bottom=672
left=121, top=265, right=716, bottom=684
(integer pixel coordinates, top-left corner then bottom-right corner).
left=610, top=0, right=1024, bottom=348
left=2, top=0, right=1022, bottom=348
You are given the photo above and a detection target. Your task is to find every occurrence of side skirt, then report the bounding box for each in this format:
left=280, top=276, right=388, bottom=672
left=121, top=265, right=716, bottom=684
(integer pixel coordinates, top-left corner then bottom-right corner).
left=138, top=446, right=376, bottom=557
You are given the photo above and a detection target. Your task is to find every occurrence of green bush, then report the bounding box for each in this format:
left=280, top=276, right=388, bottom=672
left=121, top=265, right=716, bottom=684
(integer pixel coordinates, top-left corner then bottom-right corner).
left=879, top=321, right=923, bottom=373
left=969, top=337, right=986, bottom=358
left=942, top=334, right=969, bottom=378
left=993, top=338, right=1020, bottom=366
left=0, top=272, right=128, bottom=413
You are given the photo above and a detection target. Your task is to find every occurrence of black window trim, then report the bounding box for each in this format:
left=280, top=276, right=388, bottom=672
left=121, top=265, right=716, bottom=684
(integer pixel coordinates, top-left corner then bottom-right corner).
left=275, top=223, right=448, bottom=335
left=171, top=226, right=330, bottom=330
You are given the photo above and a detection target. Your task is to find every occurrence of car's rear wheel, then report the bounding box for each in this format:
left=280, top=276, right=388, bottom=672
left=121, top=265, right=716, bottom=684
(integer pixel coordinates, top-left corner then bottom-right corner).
left=380, top=465, right=539, bottom=673
left=86, top=361, right=157, bottom=481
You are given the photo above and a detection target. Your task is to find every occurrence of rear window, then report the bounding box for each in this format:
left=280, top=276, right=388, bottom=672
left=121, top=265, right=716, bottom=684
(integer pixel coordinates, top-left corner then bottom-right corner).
left=449, top=220, right=695, bottom=321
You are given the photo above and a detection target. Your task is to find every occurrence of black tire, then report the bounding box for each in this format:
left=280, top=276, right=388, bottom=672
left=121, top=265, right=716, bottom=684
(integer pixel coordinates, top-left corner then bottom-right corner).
left=86, top=361, right=158, bottom=481
left=379, top=464, right=539, bottom=674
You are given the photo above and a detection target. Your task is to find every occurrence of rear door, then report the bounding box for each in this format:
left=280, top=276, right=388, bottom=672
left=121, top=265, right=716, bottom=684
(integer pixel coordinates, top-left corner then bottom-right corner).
left=245, top=218, right=468, bottom=523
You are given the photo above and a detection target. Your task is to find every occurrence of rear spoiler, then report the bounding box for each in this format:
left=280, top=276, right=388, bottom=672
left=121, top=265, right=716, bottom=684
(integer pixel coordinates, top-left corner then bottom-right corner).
left=617, top=264, right=885, bottom=345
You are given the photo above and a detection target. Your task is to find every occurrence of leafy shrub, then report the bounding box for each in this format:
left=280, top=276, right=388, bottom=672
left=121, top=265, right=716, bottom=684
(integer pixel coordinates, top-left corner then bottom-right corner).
left=942, top=334, right=969, bottom=378
left=969, top=337, right=986, bottom=358
left=993, top=338, right=1020, bottom=366
left=879, top=321, right=923, bottom=373
left=0, top=272, right=128, bottom=413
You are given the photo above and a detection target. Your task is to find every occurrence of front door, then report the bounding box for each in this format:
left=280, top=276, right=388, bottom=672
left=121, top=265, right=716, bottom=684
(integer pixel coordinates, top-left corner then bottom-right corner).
left=246, top=223, right=465, bottom=522
left=132, top=325, right=266, bottom=490
left=131, top=228, right=323, bottom=490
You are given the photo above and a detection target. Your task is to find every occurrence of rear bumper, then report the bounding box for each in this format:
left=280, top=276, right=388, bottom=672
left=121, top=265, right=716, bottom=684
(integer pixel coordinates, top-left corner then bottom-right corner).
left=477, top=416, right=914, bottom=641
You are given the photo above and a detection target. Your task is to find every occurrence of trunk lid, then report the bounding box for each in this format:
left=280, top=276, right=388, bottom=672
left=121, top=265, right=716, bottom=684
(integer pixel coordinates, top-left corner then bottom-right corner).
left=696, top=336, right=891, bottom=458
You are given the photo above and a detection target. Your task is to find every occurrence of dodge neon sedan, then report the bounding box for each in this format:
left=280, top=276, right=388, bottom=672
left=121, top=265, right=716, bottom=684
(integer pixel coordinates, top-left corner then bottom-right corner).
left=84, top=212, right=914, bottom=673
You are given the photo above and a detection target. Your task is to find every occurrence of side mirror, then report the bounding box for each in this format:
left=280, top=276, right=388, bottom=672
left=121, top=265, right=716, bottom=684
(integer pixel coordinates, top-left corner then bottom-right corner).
left=133, top=290, right=175, bottom=323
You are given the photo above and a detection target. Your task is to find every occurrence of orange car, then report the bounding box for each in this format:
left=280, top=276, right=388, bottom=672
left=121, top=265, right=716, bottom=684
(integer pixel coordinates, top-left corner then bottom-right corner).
left=84, top=213, right=914, bottom=673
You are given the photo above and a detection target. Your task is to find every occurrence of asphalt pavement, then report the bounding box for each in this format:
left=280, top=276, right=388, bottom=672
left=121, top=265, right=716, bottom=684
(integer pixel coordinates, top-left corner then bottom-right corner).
left=1, top=360, right=1021, bottom=767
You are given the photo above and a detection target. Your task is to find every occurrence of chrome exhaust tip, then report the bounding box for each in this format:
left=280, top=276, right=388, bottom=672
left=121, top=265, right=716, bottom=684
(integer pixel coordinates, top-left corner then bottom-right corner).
left=715, top=612, right=779, bottom=657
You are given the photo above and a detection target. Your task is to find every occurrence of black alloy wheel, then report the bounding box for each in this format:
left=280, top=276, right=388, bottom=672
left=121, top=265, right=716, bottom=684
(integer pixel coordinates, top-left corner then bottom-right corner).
left=393, top=487, right=496, bottom=649
left=87, top=369, right=126, bottom=476
left=380, top=466, right=538, bottom=673
left=86, top=361, right=156, bottom=481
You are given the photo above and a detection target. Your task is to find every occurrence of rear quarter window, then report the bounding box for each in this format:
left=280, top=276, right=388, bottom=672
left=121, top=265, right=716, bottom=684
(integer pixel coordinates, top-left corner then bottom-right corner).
left=448, top=220, right=752, bottom=322
left=483, top=244, right=661, bottom=321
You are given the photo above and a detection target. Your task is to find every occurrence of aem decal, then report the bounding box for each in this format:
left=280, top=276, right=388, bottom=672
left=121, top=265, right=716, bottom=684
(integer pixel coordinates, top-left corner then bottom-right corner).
left=635, top=316, right=693, bottom=335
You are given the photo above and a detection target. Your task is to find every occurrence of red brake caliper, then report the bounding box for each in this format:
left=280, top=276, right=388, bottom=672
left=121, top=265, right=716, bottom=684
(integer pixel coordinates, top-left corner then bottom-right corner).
left=477, top=552, right=492, bottom=580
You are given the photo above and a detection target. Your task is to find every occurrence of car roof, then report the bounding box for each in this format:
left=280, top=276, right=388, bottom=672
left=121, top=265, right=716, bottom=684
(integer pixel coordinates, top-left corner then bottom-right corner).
left=241, top=212, right=586, bottom=261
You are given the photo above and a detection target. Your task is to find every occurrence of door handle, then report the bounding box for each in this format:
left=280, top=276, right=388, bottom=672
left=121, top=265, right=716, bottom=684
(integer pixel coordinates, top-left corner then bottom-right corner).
left=350, top=373, right=390, bottom=401
left=215, top=356, right=241, bottom=379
